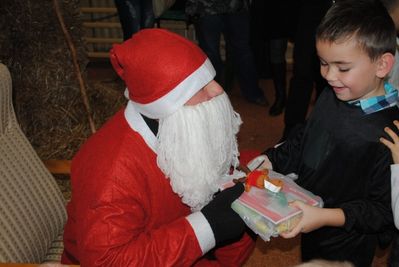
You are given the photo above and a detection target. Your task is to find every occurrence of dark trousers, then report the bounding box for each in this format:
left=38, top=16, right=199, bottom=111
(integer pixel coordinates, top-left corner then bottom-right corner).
left=114, top=0, right=155, bottom=40
left=283, top=1, right=331, bottom=137
left=389, top=231, right=399, bottom=267
left=302, top=232, right=377, bottom=267
left=194, top=10, right=264, bottom=101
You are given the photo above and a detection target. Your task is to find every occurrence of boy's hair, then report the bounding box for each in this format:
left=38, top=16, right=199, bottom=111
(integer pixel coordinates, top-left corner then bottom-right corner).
left=316, top=0, right=396, bottom=61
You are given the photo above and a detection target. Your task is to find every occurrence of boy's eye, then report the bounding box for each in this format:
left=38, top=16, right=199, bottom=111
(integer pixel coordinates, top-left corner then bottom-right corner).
left=320, top=61, right=328, bottom=66
left=339, top=68, right=350, bottom=72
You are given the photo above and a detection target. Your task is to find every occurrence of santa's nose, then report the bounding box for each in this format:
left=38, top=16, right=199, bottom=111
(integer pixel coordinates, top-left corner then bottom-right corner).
left=185, top=80, right=224, bottom=105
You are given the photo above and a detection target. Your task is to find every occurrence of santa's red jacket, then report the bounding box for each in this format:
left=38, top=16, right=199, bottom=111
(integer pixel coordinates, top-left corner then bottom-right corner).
left=62, top=107, right=255, bottom=266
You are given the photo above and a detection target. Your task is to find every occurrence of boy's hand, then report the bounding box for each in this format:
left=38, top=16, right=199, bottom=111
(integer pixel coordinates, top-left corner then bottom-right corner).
left=280, top=201, right=325, bottom=238
left=258, top=158, right=273, bottom=170
left=380, top=120, right=399, bottom=164
left=280, top=201, right=345, bottom=239
left=247, top=155, right=273, bottom=171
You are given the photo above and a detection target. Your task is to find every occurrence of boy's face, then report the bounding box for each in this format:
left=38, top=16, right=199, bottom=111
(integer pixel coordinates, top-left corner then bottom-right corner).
left=316, top=38, right=385, bottom=102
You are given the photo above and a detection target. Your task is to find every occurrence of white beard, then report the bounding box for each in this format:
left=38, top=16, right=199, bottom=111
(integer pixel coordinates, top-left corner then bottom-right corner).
left=156, top=92, right=242, bottom=211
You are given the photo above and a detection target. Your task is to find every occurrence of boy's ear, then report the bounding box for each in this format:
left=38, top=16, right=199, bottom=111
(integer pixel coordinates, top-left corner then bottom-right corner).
left=376, top=52, right=395, bottom=78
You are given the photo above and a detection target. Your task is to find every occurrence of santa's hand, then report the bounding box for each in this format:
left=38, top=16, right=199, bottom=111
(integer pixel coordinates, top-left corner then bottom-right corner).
left=201, top=183, right=246, bottom=245
left=280, top=200, right=325, bottom=239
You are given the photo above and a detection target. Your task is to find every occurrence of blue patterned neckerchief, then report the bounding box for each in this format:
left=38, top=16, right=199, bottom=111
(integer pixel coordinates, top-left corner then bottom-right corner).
left=348, top=82, right=398, bottom=114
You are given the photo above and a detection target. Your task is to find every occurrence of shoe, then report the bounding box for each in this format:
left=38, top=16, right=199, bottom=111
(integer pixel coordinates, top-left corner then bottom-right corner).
left=248, top=96, right=269, bottom=107
left=269, top=97, right=285, bottom=116
left=269, top=62, right=287, bottom=116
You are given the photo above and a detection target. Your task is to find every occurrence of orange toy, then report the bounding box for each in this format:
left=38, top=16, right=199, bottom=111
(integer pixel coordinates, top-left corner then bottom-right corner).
left=244, top=169, right=284, bottom=192
left=245, top=170, right=268, bottom=192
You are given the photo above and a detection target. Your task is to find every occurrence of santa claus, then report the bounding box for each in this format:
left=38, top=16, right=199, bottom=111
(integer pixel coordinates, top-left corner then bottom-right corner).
left=62, top=29, right=255, bottom=266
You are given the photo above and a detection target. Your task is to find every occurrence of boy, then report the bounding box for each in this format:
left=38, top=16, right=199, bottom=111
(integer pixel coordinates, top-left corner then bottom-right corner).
left=258, top=0, right=399, bottom=266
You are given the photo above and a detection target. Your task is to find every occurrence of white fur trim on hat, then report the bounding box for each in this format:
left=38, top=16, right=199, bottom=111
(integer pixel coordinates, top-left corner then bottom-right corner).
left=127, top=58, right=215, bottom=119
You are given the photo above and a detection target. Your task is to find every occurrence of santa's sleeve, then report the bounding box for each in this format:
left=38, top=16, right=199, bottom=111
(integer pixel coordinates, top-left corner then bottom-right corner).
left=74, top=187, right=253, bottom=266
left=64, top=137, right=254, bottom=266
left=187, top=216, right=256, bottom=267
left=66, top=153, right=218, bottom=267
left=74, top=189, right=211, bottom=266
left=186, top=212, right=216, bottom=253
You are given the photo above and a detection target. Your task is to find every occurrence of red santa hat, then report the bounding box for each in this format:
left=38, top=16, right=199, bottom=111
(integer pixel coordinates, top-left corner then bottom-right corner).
left=110, top=29, right=216, bottom=119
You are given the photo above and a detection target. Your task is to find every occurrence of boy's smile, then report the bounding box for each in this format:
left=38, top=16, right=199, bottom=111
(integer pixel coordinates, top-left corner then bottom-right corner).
left=316, top=37, right=386, bottom=102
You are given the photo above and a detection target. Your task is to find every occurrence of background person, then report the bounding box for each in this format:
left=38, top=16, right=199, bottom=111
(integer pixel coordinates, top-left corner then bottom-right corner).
left=185, top=0, right=268, bottom=106
left=114, top=0, right=155, bottom=40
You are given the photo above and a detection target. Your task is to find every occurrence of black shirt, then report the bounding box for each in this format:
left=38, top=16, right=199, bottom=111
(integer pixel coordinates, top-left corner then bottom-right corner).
left=265, top=87, right=399, bottom=267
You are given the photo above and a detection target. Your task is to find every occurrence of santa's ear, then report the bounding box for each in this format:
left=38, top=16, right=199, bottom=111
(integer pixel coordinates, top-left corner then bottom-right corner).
left=376, top=52, right=395, bottom=78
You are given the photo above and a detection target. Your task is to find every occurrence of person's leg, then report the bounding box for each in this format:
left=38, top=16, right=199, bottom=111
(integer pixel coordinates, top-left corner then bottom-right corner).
left=194, top=15, right=224, bottom=84
left=269, top=38, right=288, bottom=116
left=114, top=0, right=141, bottom=40
left=140, top=0, right=155, bottom=29
left=388, top=231, right=399, bottom=267
left=282, top=2, right=331, bottom=139
left=224, top=10, right=267, bottom=105
left=302, top=233, right=376, bottom=267
left=249, top=0, right=271, bottom=80
left=223, top=41, right=235, bottom=93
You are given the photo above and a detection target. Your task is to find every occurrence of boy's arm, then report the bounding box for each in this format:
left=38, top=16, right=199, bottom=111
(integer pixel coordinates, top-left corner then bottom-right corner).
left=280, top=201, right=345, bottom=238
left=391, top=164, right=399, bottom=229
left=281, top=145, right=393, bottom=238
left=339, top=147, right=394, bottom=234
left=262, top=124, right=305, bottom=174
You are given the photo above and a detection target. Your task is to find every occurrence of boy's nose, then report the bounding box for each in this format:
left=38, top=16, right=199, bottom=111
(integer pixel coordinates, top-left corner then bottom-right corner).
left=323, top=68, right=337, bottom=82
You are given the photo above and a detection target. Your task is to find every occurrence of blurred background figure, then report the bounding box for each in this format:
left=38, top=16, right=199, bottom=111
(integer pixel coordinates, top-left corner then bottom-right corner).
left=185, top=0, right=268, bottom=106
left=250, top=0, right=299, bottom=116
left=381, top=0, right=399, bottom=89
left=379, top=1, right=399, bottom=266
left=114, top=0, right=155, bottom=40
left=280, top=0, right=332, bottom=141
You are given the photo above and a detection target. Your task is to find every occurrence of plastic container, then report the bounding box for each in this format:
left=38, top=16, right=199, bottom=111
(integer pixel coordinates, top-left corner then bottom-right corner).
left=224, top=170, right=323, bottom=241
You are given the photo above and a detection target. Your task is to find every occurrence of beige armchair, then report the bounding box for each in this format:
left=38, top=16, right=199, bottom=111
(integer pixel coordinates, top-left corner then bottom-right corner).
left=0, top=63, right=67, bottom=263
